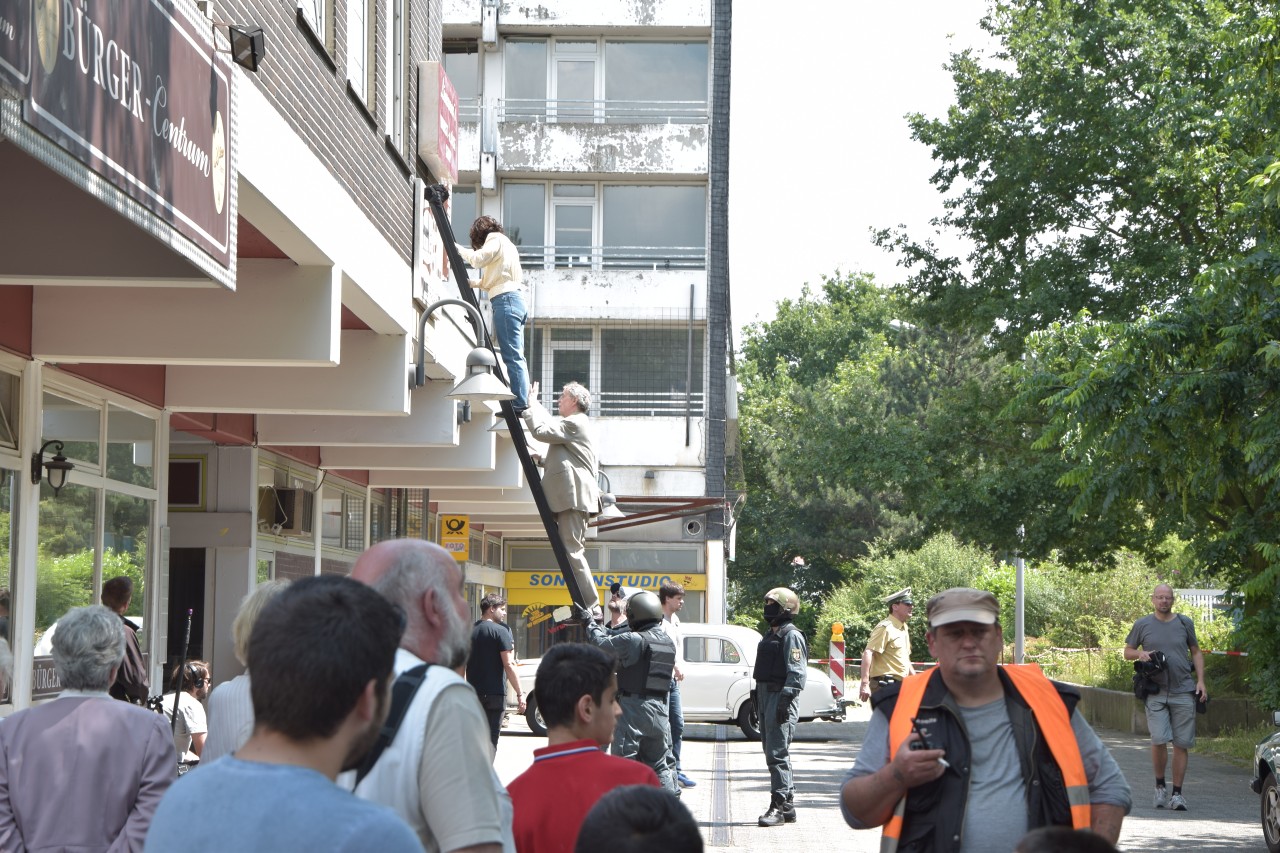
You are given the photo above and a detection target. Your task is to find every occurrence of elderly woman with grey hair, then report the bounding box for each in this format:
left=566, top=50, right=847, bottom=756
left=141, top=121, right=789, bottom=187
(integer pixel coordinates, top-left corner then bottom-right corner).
left=202, top=579, right=290, bottom=763
left=0, top=605, right=175, bottom=850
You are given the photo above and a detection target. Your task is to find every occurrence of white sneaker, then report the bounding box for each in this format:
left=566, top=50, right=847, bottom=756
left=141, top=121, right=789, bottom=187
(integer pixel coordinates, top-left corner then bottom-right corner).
left=1169, top=792, right=1188, bottom=811
left=1154, top=786, right=1168, bottom=809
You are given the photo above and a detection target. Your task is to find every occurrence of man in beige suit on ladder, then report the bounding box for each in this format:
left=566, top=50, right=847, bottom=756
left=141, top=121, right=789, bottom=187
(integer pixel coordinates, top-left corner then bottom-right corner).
left=524, top=381, right=602, bottom=615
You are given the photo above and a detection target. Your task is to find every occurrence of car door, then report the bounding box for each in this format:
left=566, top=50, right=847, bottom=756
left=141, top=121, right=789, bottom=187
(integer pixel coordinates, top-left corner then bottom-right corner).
left=681, top=632, right=751, bottom=721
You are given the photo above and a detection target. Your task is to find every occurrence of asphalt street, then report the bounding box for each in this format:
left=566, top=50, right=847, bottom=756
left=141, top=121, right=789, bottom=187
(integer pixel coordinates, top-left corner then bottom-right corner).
left=492, top=701, right=1268, bottom=852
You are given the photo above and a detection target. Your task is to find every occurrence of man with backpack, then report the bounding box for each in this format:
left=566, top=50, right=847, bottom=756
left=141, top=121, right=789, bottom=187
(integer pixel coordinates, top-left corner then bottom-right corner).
left=1124, top=584, right=1207, bottom=812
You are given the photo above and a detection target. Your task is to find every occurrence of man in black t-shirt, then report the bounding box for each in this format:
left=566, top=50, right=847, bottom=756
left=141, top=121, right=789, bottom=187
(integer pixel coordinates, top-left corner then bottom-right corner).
left=466, top=593, right=525, bottom=751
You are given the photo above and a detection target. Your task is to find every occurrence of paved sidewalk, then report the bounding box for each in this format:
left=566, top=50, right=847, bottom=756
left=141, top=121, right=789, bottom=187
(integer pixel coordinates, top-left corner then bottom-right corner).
left=492, top=703, right=1265, bottom=851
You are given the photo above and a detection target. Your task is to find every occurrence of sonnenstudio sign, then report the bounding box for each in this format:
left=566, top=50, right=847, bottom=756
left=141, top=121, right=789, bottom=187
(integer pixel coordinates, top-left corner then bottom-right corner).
left=8, top=0, right=234, bottom=269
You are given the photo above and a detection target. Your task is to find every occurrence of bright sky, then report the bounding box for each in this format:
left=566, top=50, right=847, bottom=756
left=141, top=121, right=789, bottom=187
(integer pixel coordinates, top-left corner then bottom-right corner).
left=728, top=1, right=992, bottom=346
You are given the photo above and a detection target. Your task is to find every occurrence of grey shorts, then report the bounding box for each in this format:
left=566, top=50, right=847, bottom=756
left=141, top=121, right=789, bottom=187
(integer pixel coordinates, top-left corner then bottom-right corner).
left=1145, top=690, right=1196, bottom=748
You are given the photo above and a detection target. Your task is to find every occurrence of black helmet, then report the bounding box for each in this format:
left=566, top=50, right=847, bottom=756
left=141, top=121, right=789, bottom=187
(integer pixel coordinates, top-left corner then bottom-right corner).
left=625, top=591, right=664, bottom=630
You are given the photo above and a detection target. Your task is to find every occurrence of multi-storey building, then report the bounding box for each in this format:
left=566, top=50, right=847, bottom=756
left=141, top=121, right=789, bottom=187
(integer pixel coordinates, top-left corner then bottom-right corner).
left=439, top=0, right=732, bottom=656
left=0, top=0, right=730, bottom=711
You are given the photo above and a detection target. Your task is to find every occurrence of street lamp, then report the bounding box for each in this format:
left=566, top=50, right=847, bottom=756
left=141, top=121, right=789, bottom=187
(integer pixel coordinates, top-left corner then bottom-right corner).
left=414, top=299, right=514, bottom=403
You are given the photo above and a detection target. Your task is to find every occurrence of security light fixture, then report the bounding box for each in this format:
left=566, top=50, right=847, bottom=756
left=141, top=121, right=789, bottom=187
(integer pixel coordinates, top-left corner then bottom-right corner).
left=31, top=439, right=75, bottom=496
left=213, top=21, right=266, bottom=72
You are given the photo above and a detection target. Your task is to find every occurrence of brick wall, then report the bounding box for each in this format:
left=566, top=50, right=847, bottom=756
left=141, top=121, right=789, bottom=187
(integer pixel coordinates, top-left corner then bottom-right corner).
left=226, top=0, right=445, bottom=263
left=275, top=549, right=317, bottom=581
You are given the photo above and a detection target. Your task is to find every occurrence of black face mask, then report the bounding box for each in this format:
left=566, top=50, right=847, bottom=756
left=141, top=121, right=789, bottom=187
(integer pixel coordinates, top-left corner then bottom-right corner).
left=764, top=601, right=787, bottom=624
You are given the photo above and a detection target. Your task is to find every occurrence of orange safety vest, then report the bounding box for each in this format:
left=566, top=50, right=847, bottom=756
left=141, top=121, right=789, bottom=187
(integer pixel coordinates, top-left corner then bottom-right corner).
left=880, top=664, right=1091, bottom=853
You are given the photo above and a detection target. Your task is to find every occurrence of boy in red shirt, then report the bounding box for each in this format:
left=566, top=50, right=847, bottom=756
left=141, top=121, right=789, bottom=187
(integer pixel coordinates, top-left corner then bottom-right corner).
left=508, top=643, right=661, bottom=853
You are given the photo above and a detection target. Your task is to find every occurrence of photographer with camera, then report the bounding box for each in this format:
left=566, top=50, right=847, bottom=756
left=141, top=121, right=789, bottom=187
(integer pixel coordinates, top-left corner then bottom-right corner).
left=1124, top=584, right=1208, bottom=812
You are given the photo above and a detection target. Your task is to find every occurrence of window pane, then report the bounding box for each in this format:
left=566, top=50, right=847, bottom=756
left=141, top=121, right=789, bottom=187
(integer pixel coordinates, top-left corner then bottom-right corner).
left=321, top=486, right=343, bottom=549
left=107, top=405, right=156, bottom=488
left=1, top=469, right=16, bottom=691
left=505, top=40, right=547, bottom=117
left=556, top=60, right=594, bottom=120
left=608, top=547, right=700, bottom=572
left=503, top=184, right=546, bottom=264
left=42, top=392, right=99, bottom=469
left=0, top=372, right=18, bottom=449
left=601, top=328, right=705, bottom=416
left=443, top=50, right=480, bottom=101
left=346, top=494, right=366, bottom=551
left=605, top=42, right=708, bottom=121
left=104, top=492, right=151, bottom=641
left=552, top=349, right=591, bottom=395
left=553, top=204, right=593, bottom=267
left=35, top=482, right=98, bottom=648
left=450, top=187, right=478, bottom=244
left=553, top=184, right=595, bottom=198
left=602, top=186, right=706, bottom=269
left=556, top=41, right=597, bottom=55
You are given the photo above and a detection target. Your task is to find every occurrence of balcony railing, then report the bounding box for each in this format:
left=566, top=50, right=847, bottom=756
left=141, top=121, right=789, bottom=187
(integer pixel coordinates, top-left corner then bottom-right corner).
left=597, top=391, right=705, bottom=418
left=517, top=245, right=706, bottom=271
left=486, top=98, right=709, bottom=125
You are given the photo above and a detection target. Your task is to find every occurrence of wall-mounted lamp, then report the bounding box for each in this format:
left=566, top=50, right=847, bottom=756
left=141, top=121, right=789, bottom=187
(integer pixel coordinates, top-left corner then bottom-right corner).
left=213, top=21, right=266, bottom=72
left=31, top=440, right=75, bottom=496
left=414, top=298, right=514, bottom=403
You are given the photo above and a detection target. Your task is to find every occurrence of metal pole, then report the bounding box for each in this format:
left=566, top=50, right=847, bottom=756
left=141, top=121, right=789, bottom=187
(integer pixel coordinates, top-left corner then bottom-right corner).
left=1014, top=525, right=1026, bottom=664
left=171, top=608, right=193, bottom=733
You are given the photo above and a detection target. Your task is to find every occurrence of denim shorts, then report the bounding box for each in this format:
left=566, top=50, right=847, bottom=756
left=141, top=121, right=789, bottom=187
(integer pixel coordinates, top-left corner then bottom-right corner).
left=1145, top=690, right=1196, bottom=748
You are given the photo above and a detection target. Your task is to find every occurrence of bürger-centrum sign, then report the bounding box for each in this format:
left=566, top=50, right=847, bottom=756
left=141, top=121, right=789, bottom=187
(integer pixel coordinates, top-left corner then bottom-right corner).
left=1, top=0, right=235, bottom=269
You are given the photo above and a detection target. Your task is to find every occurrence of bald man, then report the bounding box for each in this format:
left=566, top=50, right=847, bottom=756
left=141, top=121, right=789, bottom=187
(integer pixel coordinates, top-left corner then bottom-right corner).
left=1124, top=584, right=1206, bottom=812
left=344, top=540, right=514, bottom=853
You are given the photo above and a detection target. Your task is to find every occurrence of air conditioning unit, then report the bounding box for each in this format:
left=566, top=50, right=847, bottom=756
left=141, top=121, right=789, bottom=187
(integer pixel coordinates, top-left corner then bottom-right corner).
left=258, top=487, right=313, bottom=537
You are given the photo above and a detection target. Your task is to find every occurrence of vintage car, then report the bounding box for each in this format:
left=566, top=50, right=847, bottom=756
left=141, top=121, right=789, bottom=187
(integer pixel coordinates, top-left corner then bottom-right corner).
left=1252, top=710, right=1280, bottom=853
left=517, top=621, right=845, bottom=740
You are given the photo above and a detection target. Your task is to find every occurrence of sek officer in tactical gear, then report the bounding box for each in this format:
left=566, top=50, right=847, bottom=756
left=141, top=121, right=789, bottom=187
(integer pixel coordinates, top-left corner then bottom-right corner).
left=754, top=587, right=808, bottom=827
left=580, top=591, right=679, bottom=795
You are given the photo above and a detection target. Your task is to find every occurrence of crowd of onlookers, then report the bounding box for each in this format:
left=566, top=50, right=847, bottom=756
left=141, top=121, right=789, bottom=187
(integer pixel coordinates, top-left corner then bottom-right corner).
left=0, top=541, right=703, bottom=853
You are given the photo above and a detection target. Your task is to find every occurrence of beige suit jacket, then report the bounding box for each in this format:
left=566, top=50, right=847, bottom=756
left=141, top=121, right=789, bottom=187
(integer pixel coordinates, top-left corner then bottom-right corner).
left=523, top=404, right=600, bottom=514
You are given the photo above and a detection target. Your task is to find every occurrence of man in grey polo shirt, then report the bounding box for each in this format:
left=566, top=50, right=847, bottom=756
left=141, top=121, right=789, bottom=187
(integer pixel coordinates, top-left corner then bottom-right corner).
left=1124, top=583, right=1207, bottom=812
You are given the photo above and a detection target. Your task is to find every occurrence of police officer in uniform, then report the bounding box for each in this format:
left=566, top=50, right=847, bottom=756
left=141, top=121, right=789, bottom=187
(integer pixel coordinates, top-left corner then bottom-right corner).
left=858, top=587, right=916, bottom=703
left=754, top=587, right=808, bottom=827
left=580, top=591, right=679, bottom=794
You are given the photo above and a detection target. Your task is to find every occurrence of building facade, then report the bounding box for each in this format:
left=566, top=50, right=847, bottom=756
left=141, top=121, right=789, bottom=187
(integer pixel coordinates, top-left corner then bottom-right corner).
left=440, top=0, right=732, bottom=657
left=0, top=0, right=730, bottom=712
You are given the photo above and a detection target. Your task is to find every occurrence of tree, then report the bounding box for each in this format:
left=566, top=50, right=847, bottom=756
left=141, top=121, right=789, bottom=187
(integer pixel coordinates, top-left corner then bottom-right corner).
left=878, top=0, right=1277, bottom=355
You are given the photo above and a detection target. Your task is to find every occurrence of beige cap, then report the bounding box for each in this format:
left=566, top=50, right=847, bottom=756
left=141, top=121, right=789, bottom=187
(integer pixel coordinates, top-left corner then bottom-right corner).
left=926, top=587, right=999, bottom=627
left=882, top=587, right=913, bottom=605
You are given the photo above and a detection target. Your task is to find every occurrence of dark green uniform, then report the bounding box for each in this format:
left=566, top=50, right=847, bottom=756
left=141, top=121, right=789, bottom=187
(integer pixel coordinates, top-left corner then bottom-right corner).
left=754, top=622, right=808, bottom=810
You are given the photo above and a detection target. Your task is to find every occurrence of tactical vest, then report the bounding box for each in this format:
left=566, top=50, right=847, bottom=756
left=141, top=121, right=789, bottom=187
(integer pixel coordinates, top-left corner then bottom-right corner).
left=753, top=622, right=801, bottom=685
left=616, top=624, right=675, bottom=697
left=878, top=665, right=1091, bottom=853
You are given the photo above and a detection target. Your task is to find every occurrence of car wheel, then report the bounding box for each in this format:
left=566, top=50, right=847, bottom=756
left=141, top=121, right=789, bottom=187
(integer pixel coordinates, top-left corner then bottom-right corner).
left=1264, top=772, right=1280, bottom=853
left=525, top=692, right=547, bottom=737
left=738, top=697, right=761, bottom=741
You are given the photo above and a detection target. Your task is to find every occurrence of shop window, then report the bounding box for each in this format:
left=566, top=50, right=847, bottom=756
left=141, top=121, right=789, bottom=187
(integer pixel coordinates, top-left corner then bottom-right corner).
left=0, top=468, right=15, bottom=701
left=42, top=391, right=99, bottom=472
left=107, top=404, right=155, bottom=488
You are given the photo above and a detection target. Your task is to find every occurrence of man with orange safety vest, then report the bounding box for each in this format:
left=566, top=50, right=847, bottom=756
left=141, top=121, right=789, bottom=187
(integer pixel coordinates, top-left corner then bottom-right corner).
left=840, top=588, right=1130, bottom=852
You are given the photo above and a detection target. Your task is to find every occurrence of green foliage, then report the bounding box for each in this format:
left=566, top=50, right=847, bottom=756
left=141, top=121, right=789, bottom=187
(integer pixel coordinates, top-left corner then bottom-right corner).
left=813, top=533, right=995, bottom=657
left=35, top=549, right=142, bottom=633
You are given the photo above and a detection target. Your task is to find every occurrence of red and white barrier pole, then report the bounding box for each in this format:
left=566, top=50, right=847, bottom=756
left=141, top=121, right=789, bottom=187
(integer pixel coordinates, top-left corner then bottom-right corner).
left=829, top=622, right=846, bottom=701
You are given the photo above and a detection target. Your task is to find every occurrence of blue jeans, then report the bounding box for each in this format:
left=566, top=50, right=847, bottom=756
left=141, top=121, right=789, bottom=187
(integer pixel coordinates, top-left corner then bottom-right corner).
left=668, top=678, right=684, bottom=770
left=490, top=291, right=529, bottom=411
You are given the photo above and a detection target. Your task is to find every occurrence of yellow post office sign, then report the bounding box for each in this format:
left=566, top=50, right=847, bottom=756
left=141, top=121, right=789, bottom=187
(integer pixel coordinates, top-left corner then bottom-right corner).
left=440, top=514, right=469, bottom=562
